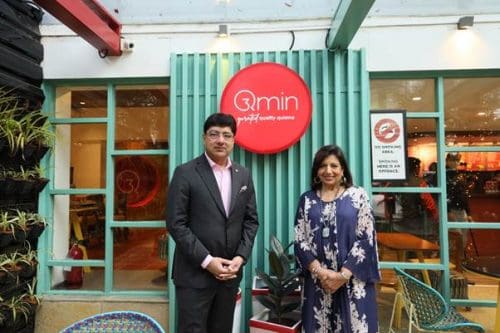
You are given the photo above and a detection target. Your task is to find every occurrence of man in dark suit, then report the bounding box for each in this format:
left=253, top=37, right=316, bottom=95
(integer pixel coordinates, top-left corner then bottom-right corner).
left=167, top=113, right=259, bottom=333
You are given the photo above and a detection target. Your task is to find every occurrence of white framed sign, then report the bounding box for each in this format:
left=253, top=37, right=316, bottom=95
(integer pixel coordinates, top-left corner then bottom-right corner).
left=370, top=110, right=408, bottom=181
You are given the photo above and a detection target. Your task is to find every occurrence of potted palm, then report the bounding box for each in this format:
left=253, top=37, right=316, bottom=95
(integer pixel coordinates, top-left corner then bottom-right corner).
left=249, top=235, right=302, bottom=333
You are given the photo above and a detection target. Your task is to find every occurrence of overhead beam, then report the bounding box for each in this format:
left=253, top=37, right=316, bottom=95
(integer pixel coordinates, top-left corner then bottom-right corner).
left=34, top=0, right=122, bottom=56
left=327, top=0, right=375, bottom=50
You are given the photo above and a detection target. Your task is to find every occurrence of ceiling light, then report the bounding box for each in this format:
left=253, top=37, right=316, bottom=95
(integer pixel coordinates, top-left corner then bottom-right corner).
left=79, top=101, right=86, bottom=105
left=412, top=96, right=422, bottom=101
left=218, top=24, right=229, bottom=38
left=457, top=16, right=474, bottom=30
left=476, top=111, right=486, bottom=116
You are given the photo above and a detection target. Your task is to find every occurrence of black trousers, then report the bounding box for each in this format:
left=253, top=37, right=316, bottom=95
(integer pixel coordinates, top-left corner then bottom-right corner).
left=176, top=284, right=238, bottom=333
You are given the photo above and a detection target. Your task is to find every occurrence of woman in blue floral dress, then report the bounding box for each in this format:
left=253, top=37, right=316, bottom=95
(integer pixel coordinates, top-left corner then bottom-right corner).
left=294, top=145, right=380, bottom=333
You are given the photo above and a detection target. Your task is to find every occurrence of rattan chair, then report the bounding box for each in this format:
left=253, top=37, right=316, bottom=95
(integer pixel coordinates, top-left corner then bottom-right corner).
left=60, top=310, right=165, bottom=333
left=389, top=268, right=484, bottom=333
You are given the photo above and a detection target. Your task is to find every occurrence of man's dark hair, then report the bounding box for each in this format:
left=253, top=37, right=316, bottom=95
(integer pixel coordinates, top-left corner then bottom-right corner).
left=408, top=157, right=421, bottom=175
left=204, top=113, right=237, bottom=135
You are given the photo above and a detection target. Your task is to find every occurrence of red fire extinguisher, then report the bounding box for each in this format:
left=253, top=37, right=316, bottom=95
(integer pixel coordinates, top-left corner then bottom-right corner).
left=65, top=242, right=83, bottom=289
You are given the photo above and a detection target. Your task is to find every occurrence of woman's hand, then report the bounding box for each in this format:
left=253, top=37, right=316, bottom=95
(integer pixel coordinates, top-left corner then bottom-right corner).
left=320, top=270, right=349, bottom=293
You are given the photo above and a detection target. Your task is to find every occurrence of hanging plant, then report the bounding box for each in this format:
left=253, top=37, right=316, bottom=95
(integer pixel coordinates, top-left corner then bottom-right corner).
left=17, top=249, right=38, bottom=279
left=26, top=211, right=47, bottom=242
left=0, top=93, right=54, bottom=168
left=0, top=212, right=16, bottom=248
left=0, top=165, right=49, bottom=201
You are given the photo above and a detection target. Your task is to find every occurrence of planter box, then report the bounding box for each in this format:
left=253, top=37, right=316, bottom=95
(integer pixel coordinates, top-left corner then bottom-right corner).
left=249, top=309, right=301, bottom=333
left=0, top=143, right=50, bottom=169
left=251, top=276, right=301, bottom=315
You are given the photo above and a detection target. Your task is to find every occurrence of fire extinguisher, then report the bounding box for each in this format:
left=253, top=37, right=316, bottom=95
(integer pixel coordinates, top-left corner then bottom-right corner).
left=65, top=242, right=83, bottom=289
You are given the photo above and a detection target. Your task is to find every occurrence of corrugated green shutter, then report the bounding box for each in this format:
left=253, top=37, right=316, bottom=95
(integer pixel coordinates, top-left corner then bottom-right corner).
left=168, top=49, right=369, bottom=332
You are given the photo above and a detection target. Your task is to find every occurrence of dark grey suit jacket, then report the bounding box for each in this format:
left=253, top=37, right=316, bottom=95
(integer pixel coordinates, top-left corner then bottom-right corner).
left=166, top=154, right=259, bottom=288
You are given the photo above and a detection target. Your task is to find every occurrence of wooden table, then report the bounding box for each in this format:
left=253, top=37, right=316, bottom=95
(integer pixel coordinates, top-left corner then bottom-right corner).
left=462, top=256, right=500, bottom=333
left=377, top=232, right=439, bottom=285
left=378, top=232, right=440, bottom=329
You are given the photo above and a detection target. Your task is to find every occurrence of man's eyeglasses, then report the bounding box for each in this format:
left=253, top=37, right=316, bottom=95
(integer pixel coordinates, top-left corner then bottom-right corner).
left=206, top=131, right=234, bottom=141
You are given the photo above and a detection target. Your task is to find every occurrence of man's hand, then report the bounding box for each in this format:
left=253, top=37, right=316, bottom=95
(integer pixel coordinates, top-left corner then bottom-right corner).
left=227, top=256, right=244, bottom=274
left=206, top=257, right=237, bottom=281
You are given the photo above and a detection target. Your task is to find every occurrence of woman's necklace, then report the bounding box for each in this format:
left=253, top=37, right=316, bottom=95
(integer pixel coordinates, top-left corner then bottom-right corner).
left=319, top=185, right=343, bottom=202
left=318, top=185, right=344, bottom=239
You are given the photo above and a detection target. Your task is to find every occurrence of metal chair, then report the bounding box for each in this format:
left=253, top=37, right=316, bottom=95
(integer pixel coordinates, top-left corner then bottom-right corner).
left=60, top=310, right=165, bottom=333
left=389, top=268, right=484, bottom=333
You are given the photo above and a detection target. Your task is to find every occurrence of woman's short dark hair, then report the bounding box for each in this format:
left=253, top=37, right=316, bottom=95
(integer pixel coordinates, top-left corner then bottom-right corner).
left=311, top=145, right=353, bottom=191
left=204, top=113, right=237, bottom=135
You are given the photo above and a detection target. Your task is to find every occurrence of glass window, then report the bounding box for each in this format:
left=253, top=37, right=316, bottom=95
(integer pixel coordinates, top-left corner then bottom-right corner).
left=55, top=87, right=107, bottom=118
left=112, top=228, right=166, bottom=291
left=115, top=86, right=169, bottom=150
left=51, top=266, right=104, bottom=291
left=50, top=83, right=169, bottom=294
left=445, top=151, right=499, bottom=220
left=114, top=155, right=168, bottom=221
left=371, top=79, right=435, bottom=112
left=54, top=124, right=107, bottom=189
left=444, top=78, right=500, bottom=146
left=372, top=191, right=439, bottom=245
left=52, top=194, right=105, bottom=261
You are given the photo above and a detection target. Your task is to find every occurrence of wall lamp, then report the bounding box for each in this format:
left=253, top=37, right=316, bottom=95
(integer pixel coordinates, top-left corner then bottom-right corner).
left=457, top=16, right=474, bottom=30
left=218, top=24, right=230, bottom=37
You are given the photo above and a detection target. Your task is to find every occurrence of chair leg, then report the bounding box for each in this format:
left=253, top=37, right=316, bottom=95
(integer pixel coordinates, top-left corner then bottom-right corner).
left=389, top=292, right=401, bottom=333
left=407, top=303, right=414, bottom=333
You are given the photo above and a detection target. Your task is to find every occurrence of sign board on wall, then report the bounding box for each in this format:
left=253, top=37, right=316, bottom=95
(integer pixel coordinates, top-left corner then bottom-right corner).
left=220, top=62, right=312, bottom=154
left=370, top=110, right=408, bottom=181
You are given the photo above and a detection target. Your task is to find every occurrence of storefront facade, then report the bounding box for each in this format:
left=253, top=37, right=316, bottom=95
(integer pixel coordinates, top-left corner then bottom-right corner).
left=35, top=1, right=500, bottom=332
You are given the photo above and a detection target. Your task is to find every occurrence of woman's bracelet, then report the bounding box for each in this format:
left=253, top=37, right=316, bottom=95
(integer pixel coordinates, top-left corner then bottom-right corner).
left=339, top=270, right=351, bottom=280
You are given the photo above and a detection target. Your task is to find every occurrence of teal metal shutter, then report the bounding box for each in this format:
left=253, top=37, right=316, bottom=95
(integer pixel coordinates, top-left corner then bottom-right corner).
left=169, top=49, right=369, bottom=333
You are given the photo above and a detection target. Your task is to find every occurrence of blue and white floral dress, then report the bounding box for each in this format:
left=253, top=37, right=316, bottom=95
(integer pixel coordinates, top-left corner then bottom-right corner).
left=294, top=187, right=380, bottom=333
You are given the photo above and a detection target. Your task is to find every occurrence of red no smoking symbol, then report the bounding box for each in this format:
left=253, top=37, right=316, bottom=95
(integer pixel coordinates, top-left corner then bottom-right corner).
left=374, top=118, right=400, bottom=144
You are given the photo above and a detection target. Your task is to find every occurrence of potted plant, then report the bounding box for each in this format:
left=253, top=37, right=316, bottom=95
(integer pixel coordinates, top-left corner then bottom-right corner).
left=0, top=253, right=20, bottom=286
left=0, top=166, right=49, bottom=203
left=21, top=277, right=41, bottom=315
left=0, top=212, right=16, bottom=248
left=249, top=235, right=302, bottom=333
left=16, top=110, right=53, bottom=162
left=17, top=248, right=38, bottom=279
left=26, top=211, right=47, bottom=243
left=0, top=104, right=53, bottom=169
left=2, top=294, right=33, bottom=332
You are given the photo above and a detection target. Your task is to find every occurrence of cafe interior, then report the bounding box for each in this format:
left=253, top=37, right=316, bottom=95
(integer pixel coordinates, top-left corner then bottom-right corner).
left=370, top=77, right=500, bottom=331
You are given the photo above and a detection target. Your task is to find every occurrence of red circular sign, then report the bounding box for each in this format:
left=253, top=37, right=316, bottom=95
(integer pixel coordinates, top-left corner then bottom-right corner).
left=374, top=118, right=401, bottom=144
left=220, top=62, right=312, bottom=154
left=115, top=156, right=161, bottom=208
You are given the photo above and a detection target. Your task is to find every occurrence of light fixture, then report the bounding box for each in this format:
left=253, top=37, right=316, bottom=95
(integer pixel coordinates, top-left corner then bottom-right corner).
left=457, top=16, right=474, bottom=30
left=218, top=24, right=229, bottom=38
